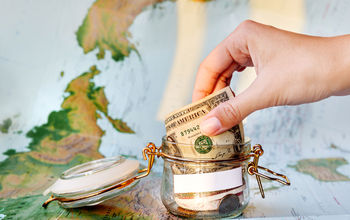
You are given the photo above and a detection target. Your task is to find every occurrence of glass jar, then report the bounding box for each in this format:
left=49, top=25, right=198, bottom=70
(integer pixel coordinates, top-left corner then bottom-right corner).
left=160, top=137, right=251, bottom=218
left=42, top=137, right=290, bottom=219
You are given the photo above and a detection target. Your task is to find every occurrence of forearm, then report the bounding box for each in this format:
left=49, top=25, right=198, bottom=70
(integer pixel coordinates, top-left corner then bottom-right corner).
left=326, top=35, right=350, bottom=96
left=194, top=20, right=350, bottom=136
left=246, top=25, right=350, bottom=102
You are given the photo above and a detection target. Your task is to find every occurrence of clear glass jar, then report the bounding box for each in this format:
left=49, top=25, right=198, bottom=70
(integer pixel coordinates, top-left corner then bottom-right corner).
left=160, top=137, right=252, bottom=218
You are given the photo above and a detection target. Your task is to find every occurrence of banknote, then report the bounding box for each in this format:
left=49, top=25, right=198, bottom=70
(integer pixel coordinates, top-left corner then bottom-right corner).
left=164, top=86, right=244, bottom=159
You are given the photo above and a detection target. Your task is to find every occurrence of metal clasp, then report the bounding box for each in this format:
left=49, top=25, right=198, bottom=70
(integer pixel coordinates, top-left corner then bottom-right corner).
left=247, top=144, right=290, bottom=198
left=136, top=142, right=162, bottom=179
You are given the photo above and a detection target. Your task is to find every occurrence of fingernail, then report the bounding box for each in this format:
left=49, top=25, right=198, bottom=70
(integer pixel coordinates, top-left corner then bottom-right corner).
left=200, top=117, right=222, bottom=135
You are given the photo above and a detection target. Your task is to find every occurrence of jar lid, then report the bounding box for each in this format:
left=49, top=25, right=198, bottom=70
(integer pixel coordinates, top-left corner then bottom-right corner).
left=43, top=156, right=141, bottom=208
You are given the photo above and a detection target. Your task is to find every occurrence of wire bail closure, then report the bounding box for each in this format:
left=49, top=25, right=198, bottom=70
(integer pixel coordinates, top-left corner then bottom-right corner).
left=136, top=142, right=162, bottom=179
left=247, top=144, right=290, bottom=198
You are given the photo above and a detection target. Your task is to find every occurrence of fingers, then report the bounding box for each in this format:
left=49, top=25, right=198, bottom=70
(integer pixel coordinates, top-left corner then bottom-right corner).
left=192, top=20, right=255, bottom=102
left=192, top=38, right=239, bottom=102
left=212, top=64, right=247, bottom=93
left=200, top=80, right=264, bottom=136
left=212, top=62, right=238, bottom=93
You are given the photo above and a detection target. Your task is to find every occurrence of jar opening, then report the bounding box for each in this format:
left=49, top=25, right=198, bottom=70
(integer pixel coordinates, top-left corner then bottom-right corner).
left=161, top=136, right=251, bottom=161
left=163, top=136, right=251, bottom=146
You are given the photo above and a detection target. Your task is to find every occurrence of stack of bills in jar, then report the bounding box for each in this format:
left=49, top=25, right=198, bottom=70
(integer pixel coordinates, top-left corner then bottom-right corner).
left=164, top=86, right=244, bottom=160
left=164, top=86, right=246, bottom=212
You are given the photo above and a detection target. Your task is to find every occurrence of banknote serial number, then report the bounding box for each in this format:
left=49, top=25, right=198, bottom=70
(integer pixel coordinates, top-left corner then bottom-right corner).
left=180, top=125, right=200, bottom=136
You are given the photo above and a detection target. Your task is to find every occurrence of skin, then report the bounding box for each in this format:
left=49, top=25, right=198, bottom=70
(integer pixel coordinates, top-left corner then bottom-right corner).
left=192, top=20, right=350, bottom=136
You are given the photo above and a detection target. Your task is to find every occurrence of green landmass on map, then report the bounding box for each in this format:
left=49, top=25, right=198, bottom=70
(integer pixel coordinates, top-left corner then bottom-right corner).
left=0, top=118, right=12, bottom=134
left=3, top=149, right=16, bottom=156
left=76, top=0, right=165, bottom=62
left=289, top=157, right=350, bottom=182
left=0, top=65, right=134, bottom=217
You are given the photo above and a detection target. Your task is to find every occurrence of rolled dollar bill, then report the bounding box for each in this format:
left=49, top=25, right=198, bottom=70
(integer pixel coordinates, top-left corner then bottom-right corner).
left=164, top=86, right=244, bottom=159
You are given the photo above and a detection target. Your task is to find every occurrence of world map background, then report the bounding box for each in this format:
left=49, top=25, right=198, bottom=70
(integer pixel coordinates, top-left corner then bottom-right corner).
left=0, top=0, right=350, bottom=219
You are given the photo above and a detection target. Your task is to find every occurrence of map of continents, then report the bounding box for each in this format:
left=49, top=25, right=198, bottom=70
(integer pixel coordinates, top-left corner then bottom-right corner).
left=0, top=0, right=169, bottom=219
left=1, top=0, right=350, bottom=219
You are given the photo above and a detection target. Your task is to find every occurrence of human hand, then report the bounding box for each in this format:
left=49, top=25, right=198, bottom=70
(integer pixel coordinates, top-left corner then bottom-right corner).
left=193, top=20, right=350, bottom=136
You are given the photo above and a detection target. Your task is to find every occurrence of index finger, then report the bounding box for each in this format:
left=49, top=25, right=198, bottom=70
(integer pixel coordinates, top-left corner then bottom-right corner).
left=192, top=38, right=238, bottom=102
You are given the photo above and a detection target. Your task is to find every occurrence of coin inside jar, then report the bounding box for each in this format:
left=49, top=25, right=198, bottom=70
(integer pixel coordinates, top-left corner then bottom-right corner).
left=218, top=193, right=241, bottom=215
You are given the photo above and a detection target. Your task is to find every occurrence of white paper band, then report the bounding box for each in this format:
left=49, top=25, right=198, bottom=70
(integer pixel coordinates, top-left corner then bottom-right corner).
left=173, top=167, right=243, bottom=193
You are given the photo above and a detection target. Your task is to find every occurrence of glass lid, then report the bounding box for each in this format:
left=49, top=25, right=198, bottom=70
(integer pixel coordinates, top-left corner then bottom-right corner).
left=43, top=156, right=142, bottom=208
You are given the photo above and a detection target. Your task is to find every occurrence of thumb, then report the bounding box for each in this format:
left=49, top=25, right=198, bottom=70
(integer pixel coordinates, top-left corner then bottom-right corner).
left=199, top=84, right=263, bottom=136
